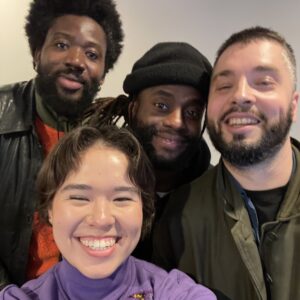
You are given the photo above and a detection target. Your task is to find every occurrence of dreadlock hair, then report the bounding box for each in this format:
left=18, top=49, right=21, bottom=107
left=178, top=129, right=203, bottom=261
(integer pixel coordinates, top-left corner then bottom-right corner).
left=83, top=93, right=207, bottom=139
left=25, top=0, right=124, bottom=74
left=83, top=95, right=132, bottom=128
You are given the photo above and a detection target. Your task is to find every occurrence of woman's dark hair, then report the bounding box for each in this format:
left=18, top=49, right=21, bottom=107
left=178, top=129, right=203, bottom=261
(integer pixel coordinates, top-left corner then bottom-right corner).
left=37, top=126, right=155, bottom=238
left=25, top=0, right=123, bottom=74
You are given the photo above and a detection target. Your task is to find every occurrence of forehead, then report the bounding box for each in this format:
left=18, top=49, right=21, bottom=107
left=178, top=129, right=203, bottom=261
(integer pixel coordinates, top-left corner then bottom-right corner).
left=137, top=84, right=203, bottom=103
left=46, top=14, right=106, bottom=44
left=67, top=145, right=128, bottom=179
left=214, top=40, right=290, bottom=76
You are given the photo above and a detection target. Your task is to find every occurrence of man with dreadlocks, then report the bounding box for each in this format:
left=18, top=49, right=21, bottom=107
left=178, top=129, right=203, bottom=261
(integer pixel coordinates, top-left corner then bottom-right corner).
left=85, top=42, right=212, bottom=261
left=0, top=0, right=123, bottom=288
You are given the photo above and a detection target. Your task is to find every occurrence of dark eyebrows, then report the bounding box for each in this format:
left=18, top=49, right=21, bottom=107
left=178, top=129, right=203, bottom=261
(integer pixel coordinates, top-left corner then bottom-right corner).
left=60, top=184, right=139, bottom=194
left=152, top=89, right=174, bottom=99
left=212, top=65, right=280, bottom=83
left=114, top=186, right=140, bottom=194
left=211, top=70, right=234, bottom=83
left=50, top=31, right=71, bottom=39
left=151, top=89, right=203, bottom=105
left=61, top=184, right=92, bottom=192
left=253, top=65, right=280, bottom=76
left=50, top=32, right=102, bottom=50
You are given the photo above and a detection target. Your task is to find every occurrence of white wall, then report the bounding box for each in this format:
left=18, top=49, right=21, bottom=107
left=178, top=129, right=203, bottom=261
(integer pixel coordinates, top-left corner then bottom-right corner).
left=1, top=0, right=299, bottom=164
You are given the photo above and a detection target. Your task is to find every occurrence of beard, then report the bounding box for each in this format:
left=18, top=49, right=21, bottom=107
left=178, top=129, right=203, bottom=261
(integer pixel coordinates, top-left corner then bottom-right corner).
left=207, top=105, right=293, bottom=167
left=35, top=67, right=100, bottom=119
left=130, top=120, right=199, bottom=172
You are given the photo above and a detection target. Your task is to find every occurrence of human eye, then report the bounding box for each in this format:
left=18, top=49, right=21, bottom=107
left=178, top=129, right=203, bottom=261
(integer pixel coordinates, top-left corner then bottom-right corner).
left=86, top=50, right=99, bottom=61
left=55, top=41, right=69, bottom=50
left=213, top=76, right=233, bottom=92
left=113, top=196, right=135, bottom=207
left=114, top=196, right=133, bottom=202
left=154, top=102, right=168, bottom=111
left=67, top=194, right=89, bottom=202
left=215, top=83, right=232, bottom=91
left=255, top=76, right=275, bottom=90
left=184, top=107, right=202, bottom=120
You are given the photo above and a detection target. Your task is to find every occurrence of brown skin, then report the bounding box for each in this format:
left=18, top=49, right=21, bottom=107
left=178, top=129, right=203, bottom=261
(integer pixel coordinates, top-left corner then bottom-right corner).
left=130, top=84, right=205, bottom=192
left=34, top=15, right=106, bottom=104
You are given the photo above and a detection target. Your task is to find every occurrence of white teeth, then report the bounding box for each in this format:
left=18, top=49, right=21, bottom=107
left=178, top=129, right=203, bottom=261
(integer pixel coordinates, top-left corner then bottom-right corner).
left=80, top=238, right=116, bottom=250
left=228, top=118, right=258, bottom=125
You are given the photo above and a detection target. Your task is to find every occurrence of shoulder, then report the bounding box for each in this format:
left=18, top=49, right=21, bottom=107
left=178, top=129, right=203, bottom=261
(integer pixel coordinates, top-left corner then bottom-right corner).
left=0, top=81, right=33, bottom=105
left=0, top=81, right=28, bottom=97
left=0, top=80, right=35, bottom=133
left=0, top=285, right=31, bottom=299
left=171, top=164, right=220, bottom=208
left=0, top=265, right=58, bottom=300
left=131, top=257, right=216, bottom=299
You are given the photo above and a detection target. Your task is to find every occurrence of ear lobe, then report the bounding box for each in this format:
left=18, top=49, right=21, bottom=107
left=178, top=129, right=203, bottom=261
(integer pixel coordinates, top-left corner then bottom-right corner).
left=128, top=98, right=138, bottom=124
left=48, top=208, right=53, bottom=225
left=33, top=50, right=41, bottom=71
left=99, top=78, right=105, bottom=86
left=291, top=91, right=299, bottom=122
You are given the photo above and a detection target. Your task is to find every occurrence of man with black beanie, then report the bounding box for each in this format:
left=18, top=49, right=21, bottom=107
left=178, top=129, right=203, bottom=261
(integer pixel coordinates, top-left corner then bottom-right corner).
left=86, top=41, right=212, bottom=261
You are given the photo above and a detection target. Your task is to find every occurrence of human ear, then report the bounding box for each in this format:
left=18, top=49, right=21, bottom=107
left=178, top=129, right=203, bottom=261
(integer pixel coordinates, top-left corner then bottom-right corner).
left=291, top=91, right=299, bottom=122
left=33, top=50, right=41, bottom=71
left=48, top=208, right=53, bottom=225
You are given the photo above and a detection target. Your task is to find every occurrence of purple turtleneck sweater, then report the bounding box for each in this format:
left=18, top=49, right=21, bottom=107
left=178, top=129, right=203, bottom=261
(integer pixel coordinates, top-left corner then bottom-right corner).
left=0, top=256, right=215, bottom=299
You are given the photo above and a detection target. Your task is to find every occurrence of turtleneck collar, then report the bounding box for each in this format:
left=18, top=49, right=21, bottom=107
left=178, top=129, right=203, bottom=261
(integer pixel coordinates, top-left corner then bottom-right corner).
left=56, top=257, right=135, bottom=300
left=35, top=87, right=80, bottom=132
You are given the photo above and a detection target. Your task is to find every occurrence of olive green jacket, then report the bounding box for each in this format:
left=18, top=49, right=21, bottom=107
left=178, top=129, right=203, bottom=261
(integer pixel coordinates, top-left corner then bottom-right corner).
left=153, top=139, right=300, bottom=300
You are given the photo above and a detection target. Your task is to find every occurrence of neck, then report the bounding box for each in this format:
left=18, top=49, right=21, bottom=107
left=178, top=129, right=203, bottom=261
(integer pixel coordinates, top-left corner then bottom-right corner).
left=224, top=138, right=293, bottom=191
left=35, top=90, right=78, bottom=132
left=155, top=169, right=179, bottom=193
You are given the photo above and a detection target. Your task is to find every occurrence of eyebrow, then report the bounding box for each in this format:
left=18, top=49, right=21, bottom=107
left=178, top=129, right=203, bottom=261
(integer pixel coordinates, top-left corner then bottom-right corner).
left=61, top=184, right=139, bottom=194
left=253, top=65, right=280, bottom=75
left=211, top=70, right=234, bottom=83
left=151, top=89, right=203, bottom=105
left=212, top=65, right=280, bottom=82
left=61, top=184, right=92, bottom=192
left=114, top=186, right=140, bottom=194
left=152, top=89, right=174, bottom=98
left=50, top=32, right=102, bottom=49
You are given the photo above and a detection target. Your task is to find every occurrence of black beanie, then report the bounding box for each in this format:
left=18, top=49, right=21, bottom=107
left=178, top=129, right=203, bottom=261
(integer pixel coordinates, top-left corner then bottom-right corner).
left=123, top=42, right=212, bottom=98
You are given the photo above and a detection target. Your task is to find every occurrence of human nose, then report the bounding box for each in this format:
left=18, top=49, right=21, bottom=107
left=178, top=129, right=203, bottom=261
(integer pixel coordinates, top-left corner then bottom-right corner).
left=231, top=78, right=255, bottom=106
left=163, top=108, right=184, bottom=129
left=64, top=46, right=85, bottom=73
left=85, top=199, right=115, bottom=228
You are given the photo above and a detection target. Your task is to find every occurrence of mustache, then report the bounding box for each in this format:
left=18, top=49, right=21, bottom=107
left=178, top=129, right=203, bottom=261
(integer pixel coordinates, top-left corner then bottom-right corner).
left=38, top=67, right=87, bottom=85
left=155, top=128, right=195, bottom=142
left=220, top=106, right=266, bottom=122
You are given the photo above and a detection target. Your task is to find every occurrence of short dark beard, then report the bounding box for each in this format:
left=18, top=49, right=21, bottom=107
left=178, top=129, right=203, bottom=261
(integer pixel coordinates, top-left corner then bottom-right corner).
left=130, top=121, right=199, bottom=172
left=35, top=68, right=100, bottom=119
left=207, top=106, right=293, bottom=167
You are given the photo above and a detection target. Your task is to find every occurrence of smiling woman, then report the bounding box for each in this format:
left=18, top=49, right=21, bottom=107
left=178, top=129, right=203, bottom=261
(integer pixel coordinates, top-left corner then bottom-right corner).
left=0, top=126, right=216, bottom=300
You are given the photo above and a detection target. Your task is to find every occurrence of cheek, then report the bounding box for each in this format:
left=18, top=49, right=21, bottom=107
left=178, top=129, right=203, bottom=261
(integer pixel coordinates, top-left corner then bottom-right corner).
left=88, top=61, right=106, bottom=81
left=50, top=203, right=80, bottom=234
left=207, top=101, right=219, bottom=122
left=126, top=205, right=143, bottom=235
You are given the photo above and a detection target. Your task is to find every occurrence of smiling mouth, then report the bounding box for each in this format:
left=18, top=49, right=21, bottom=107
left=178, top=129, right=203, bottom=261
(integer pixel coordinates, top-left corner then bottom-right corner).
left=79, top=237, right=118, bottom=251
left=57, top=76, right=84, bottom=91
left=226, top=117, right=260, bottom=126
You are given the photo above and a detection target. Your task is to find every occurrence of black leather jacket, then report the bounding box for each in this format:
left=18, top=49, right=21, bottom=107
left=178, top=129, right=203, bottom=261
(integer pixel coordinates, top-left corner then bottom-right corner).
left=0, top=80, right=43, bottom=287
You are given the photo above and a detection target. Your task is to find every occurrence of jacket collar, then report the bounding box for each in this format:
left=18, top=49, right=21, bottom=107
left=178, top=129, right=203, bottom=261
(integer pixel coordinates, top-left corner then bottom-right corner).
left=218, top=138, right=300, bottom=220
left=0, top=80, right=35, bottom=134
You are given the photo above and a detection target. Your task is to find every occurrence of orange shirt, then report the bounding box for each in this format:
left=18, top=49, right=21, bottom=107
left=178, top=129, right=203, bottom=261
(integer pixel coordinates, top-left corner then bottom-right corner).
left=26, top=117, right=64, bottom=280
